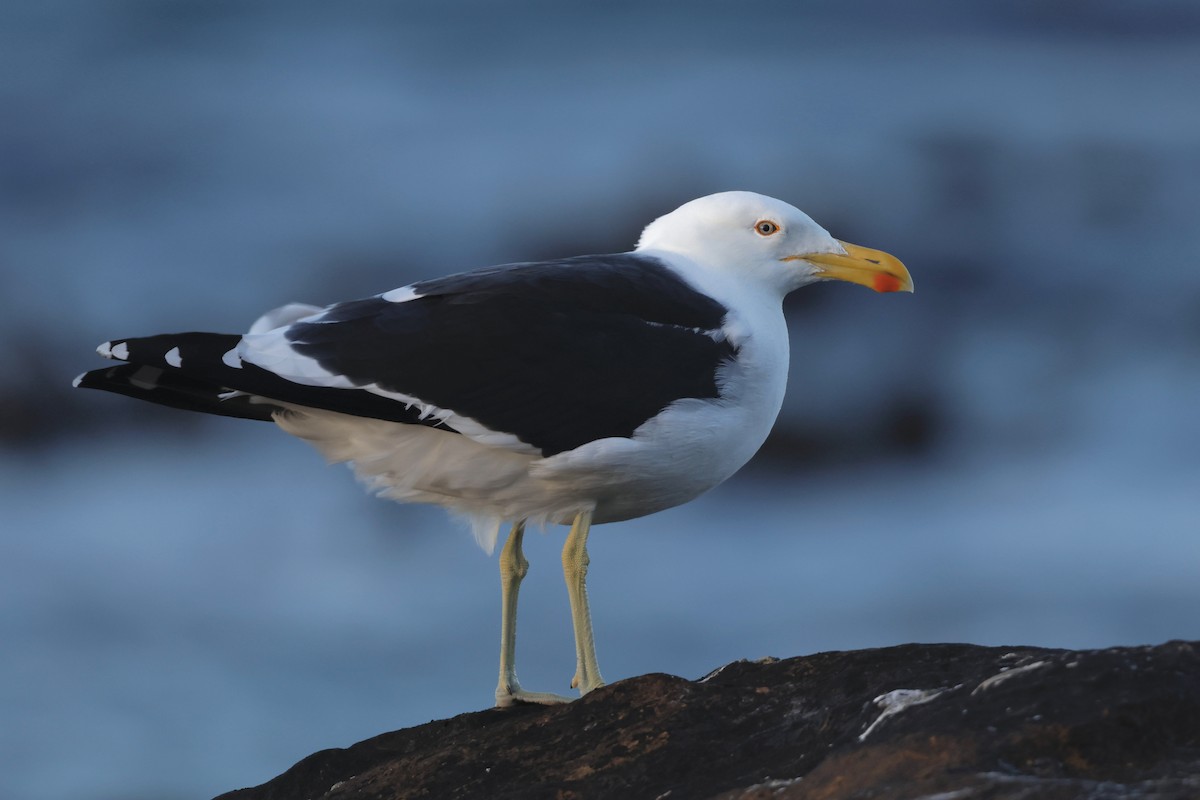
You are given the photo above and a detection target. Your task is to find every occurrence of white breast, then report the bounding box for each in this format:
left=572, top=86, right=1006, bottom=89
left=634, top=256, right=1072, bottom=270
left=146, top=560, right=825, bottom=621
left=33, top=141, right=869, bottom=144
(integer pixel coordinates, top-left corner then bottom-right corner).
left=533, top=293, right=791, bottom=524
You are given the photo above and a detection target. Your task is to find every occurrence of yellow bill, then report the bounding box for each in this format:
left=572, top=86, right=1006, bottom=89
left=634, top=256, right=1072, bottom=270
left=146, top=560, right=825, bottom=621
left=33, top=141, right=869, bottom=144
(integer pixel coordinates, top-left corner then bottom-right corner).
left=798, top=240, right=913, bottom=293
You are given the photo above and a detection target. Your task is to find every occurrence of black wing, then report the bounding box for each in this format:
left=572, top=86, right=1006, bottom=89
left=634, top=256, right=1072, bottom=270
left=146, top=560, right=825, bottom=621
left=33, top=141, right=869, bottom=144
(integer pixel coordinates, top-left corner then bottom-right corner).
left=79, top=254, right=738, bottom=456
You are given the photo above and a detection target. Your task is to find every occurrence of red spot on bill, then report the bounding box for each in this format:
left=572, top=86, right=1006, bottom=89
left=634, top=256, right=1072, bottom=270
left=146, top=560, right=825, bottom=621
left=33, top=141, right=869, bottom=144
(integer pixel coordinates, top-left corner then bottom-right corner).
left=873, top=273, right=903, bottom=293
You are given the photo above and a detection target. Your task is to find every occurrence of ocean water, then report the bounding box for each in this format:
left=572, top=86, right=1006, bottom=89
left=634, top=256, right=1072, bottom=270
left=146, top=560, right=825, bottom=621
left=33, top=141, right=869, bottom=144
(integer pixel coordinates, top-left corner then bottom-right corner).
left=3, top=425, right=1198, bottom=799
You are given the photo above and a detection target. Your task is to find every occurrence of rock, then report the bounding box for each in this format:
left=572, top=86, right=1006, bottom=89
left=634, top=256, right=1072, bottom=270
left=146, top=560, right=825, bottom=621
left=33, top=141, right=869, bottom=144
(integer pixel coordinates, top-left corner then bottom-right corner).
left=215, top=641, right=1200, bottom=800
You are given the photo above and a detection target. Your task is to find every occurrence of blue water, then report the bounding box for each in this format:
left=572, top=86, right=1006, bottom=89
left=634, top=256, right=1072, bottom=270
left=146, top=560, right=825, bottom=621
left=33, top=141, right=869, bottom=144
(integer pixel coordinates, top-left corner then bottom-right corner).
left=3, top=2, right=1199, bottom=798
left=4, top=431, right=1198, bottom=799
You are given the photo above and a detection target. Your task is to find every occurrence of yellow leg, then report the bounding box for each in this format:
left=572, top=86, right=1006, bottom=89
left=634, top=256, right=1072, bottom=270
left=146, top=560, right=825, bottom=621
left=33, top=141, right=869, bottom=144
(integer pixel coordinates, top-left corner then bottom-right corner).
left=494, top=521, right=572, bottom=707
left=563, top=509, right=606, bottom=696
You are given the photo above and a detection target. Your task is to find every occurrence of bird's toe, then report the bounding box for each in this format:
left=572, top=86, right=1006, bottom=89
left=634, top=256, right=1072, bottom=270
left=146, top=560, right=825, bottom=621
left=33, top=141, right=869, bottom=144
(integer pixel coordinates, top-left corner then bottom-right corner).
left=495, top=685, right=575, bottom=708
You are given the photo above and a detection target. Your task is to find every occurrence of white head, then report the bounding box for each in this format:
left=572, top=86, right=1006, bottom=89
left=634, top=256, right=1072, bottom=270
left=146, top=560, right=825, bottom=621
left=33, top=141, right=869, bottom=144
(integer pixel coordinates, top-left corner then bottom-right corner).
left=636, top=191, right=911, bottom=297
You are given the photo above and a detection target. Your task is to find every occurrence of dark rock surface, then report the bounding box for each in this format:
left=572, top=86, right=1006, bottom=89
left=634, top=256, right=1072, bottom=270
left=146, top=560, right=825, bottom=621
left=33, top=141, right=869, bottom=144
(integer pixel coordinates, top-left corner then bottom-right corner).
left=216, top=641, right=1200, bottom=800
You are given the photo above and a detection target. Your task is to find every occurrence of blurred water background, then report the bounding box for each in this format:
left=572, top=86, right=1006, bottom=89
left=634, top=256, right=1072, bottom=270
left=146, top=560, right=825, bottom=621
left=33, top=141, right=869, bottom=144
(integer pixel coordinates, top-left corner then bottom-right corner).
left=3, top=2, right=1199, bottom=798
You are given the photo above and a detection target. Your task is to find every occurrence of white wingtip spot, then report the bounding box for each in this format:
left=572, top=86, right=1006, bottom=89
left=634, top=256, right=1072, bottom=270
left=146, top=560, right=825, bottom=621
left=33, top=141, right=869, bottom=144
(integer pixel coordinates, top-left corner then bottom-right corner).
left=97, top=342, right=113, bottom=358
left=164, top=347, right=182, bottom=368
left=381, top=285, right=421, bottom=303
left=72, top=373, right=86, bottom=388
left=111, top=342, right=129, bottom=360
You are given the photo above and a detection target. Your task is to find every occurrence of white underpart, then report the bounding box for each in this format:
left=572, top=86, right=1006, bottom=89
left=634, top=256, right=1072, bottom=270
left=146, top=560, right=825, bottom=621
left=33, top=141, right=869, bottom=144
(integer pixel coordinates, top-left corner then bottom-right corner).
left=529, top=325, right=783, bottom=526
left=271, top=405, right=543, bottom=553
left=164, top=347, right=182, bottom=368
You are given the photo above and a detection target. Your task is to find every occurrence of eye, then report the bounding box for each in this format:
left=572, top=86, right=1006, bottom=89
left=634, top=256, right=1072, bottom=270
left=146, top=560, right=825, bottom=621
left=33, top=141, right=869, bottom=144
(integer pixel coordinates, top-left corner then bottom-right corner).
left=755, top=220, right=780, bottom=236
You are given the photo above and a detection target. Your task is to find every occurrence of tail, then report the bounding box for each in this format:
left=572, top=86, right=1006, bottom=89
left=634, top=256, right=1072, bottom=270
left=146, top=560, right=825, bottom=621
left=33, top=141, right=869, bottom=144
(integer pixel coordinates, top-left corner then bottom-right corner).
left=73, top=332, right=279, bottom=421
left=74, top=329, right=451, bottom=427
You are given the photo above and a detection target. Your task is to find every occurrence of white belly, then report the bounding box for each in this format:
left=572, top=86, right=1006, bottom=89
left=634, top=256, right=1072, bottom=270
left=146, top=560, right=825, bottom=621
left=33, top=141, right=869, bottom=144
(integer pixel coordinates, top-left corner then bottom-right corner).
left=535, top=394, right=781, bottom=523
